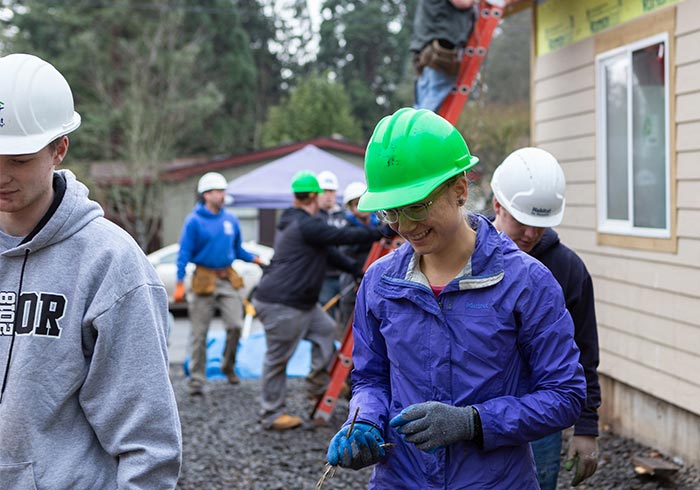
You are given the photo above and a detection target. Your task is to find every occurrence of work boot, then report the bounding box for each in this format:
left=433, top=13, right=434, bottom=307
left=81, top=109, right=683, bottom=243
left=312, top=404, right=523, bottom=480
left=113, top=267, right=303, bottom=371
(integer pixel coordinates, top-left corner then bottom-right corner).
left=221, top=328, right=242, bottom=385
left=268, top=414, right=303, bottom=430
left=188, top=382, right=204, bottom=397
left=305, top=369, right=331, bottom=400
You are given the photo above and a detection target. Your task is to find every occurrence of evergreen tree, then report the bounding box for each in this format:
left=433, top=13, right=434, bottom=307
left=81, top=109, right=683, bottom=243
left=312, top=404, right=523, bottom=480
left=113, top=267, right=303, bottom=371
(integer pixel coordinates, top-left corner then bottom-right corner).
left=261, top=72, right=362, bottom=146
left=316, top=0, right=416, bottom=137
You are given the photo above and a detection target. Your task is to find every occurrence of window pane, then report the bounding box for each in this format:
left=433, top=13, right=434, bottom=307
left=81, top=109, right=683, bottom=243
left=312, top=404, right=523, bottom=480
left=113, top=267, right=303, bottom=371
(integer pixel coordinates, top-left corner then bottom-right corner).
left=632, top=42, right=666, bottom=229
left=605, top=57, right=629, bottom=221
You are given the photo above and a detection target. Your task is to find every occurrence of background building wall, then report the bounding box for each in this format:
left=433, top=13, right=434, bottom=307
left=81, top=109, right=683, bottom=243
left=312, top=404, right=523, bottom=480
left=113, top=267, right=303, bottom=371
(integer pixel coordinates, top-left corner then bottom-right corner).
left=532, top=0, right=700, bottom=466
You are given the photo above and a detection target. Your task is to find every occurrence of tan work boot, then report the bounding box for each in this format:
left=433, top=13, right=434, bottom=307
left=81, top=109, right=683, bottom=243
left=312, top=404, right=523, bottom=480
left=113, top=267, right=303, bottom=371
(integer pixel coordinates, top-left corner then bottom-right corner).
left=226, top=372, right=240, bottom=385
left=268, top=414, right=303, bottom=430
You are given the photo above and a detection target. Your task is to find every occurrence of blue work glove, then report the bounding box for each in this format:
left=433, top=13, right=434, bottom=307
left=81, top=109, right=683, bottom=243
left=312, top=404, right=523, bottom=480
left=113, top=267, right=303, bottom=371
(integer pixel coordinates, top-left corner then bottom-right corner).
left=326, top=422, right=386, bottom=470
left=390, top=401, right=476, bottom=453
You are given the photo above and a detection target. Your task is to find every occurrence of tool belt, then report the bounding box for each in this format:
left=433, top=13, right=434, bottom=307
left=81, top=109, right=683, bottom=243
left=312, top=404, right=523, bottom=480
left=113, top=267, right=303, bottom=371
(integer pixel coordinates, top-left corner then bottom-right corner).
left=191, top=265, right=244, bottom=295
left=413, top=39, right=462, bottom=77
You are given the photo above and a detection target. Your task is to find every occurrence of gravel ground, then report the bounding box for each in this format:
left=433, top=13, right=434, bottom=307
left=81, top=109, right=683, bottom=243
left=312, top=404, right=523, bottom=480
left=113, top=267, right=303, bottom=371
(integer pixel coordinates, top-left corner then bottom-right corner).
left=172, top=368, right=700, bottom=489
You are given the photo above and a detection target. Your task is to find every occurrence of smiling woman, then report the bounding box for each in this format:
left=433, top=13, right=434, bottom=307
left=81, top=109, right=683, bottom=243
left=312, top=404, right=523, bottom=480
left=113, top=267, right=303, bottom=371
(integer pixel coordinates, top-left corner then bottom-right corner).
left=323, top=107, right=587, bottom=490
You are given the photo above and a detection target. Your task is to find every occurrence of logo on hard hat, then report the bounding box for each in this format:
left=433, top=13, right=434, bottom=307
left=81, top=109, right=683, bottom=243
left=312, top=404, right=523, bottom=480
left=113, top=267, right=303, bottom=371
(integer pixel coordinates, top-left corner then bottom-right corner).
left=0, top=100, right=5, bottom=128
left=531, top=206, right=552, bottom=216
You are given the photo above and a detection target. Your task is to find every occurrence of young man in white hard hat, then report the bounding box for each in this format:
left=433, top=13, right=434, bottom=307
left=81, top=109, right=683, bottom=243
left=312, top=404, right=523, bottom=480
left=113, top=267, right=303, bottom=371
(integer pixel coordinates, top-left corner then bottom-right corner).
left=491, top=147, right=601, bottom=489
left=174, top=171, right=265, bottom=395
left=252, top=171, right=382, bottom=430
left=316, top=170, right=347, bottom=323
left=0, top=53, right=181, bottom=487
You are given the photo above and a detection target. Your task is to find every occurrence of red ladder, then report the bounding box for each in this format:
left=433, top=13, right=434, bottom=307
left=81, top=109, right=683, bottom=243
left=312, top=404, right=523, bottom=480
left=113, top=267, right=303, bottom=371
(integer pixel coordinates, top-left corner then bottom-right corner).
left=438, top=1, right=505, bottom=125
left=311, top=237, right=402, bottom=422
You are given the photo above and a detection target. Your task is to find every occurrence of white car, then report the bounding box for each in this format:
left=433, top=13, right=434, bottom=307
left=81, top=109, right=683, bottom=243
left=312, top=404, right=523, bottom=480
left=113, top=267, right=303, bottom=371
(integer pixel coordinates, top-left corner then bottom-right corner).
left=147, top=241, right=274, bottom=311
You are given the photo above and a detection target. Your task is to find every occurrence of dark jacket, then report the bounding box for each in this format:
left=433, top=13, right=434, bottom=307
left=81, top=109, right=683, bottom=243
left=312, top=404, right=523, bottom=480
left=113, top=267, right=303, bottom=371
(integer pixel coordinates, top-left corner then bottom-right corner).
left=529, top=228, right=601, bottom=436
left=410, top=0, right=475, bottom=52
left=319, top=205, right=348, bottom=278
left=254, top=207, right=381, bottom=310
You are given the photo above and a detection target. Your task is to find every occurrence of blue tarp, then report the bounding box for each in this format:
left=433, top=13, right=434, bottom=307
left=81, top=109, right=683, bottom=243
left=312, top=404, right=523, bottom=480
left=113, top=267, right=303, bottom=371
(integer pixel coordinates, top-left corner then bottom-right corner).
left=225, top=144, right=366, bottom=209
left=183, top=330, right=322, bottom=380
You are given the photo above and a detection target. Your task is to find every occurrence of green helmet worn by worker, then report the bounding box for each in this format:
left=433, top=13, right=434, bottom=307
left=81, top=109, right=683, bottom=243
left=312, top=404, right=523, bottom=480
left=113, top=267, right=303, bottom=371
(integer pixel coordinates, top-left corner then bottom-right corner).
left=291, top=170, right=323, bottom=193
left=358, top=107, right=479, bottom=212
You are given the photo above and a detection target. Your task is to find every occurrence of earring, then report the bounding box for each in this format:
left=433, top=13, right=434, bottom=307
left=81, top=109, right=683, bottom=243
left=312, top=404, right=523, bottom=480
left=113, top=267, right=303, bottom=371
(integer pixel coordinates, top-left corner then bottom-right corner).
left=457, top=198, right=466, bottom=206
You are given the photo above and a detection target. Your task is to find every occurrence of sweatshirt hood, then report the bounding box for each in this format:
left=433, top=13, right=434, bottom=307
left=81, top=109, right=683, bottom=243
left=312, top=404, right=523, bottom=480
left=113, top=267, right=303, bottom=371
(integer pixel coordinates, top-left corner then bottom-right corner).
left=529, top=227, right=560, bottom=258
left=194, top=202, right=223, bottom=219
left=0, top=169, right=103, bottom=257
left=277, top=207, right=310, bottom=232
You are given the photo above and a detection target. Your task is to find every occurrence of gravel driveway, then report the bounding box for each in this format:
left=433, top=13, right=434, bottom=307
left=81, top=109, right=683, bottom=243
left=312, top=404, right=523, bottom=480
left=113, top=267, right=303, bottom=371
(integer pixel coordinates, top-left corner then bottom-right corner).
left=172, top=369, right=699, bottom=489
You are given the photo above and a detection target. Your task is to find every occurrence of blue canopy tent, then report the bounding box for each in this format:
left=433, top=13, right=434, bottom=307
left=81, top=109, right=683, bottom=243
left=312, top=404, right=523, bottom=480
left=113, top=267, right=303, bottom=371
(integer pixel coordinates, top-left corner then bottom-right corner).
left=225, top=144, right=366, bottom=208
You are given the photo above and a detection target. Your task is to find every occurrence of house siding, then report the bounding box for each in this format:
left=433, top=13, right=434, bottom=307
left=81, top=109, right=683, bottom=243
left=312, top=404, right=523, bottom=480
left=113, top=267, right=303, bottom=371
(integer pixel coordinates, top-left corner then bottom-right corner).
left=532, top=0, right=700, bottom=465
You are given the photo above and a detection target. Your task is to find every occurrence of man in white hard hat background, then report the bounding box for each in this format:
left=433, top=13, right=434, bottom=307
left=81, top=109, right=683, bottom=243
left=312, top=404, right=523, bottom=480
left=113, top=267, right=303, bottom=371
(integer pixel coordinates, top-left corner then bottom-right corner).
left=174, top=171, right=266, bottom=396
left=491, top=147, right=601, bottom=489
left=316, top=170, right=347, bottom=324
left=0, top=53, right=182, bottom=487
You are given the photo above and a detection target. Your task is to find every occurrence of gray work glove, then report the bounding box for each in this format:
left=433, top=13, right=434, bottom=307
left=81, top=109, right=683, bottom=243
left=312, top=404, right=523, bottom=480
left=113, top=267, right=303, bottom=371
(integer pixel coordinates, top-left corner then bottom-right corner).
left=564, top=435, right=599, bottom=486
left=389, top=401, right=476, bottom=453
left=326, top=422, right=386, bottom=470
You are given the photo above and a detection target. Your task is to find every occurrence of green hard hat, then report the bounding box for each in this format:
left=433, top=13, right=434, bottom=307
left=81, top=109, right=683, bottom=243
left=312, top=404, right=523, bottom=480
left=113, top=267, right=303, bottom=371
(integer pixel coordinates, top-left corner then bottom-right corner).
left=358, top=107, right=479, bottom=212
left=291, top=170, right=322, bottom=193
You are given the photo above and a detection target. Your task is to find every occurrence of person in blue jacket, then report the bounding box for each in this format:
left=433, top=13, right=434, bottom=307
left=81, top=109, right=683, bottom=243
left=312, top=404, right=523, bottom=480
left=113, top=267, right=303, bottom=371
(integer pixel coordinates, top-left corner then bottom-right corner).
left=325, top=108, right=586, bottom=489
left=491, top=147, right=601, bottom=488
left=175, top=172, right=264, bottom=396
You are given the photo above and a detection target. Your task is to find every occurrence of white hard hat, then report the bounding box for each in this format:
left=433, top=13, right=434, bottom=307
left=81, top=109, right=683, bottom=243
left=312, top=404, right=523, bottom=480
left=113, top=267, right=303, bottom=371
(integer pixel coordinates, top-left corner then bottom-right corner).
left=317, top=170, right=339, bottom=190
left=343, top=181, right=367, bottom=206
left=198, top=172, right=228, bottom=194
left=490, top=147, right=566, bottom=227
left=0, top=53, right=81, bottom=155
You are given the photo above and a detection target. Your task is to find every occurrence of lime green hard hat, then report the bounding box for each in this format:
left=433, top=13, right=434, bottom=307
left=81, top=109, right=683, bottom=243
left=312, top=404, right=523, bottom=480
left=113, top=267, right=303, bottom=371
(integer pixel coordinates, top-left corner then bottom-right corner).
left=358, top=107, right=479, bottom=212
left=291, top=170, right=322, bottom=193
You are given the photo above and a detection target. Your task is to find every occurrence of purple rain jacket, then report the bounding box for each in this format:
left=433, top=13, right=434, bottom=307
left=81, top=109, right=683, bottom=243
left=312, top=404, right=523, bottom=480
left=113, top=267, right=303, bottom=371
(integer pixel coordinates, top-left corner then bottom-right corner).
left=348, top=214, right=586, bottom=489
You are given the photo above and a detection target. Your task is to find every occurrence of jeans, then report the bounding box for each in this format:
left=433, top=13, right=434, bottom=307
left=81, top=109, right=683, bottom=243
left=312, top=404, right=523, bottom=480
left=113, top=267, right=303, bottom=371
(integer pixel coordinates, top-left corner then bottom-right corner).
left=531, top=430, right=563, bottom=490
left=318, top=275, right=340, bottom=322
left=414, top=66, right=457, bottom=113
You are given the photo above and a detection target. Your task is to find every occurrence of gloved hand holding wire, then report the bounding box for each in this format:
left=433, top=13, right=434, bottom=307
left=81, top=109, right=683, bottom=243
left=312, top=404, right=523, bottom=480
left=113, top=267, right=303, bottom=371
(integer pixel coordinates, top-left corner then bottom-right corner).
left=390, top=401, right=476, bottom=453
left=326, top=422, right=386, bottom=470
left=564, top=435, right=598, bottom=486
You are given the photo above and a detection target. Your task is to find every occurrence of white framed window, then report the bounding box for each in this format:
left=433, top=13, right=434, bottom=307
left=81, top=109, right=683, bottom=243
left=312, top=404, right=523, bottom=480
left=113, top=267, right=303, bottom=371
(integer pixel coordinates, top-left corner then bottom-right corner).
left=595, top=33, right=670, bottom=238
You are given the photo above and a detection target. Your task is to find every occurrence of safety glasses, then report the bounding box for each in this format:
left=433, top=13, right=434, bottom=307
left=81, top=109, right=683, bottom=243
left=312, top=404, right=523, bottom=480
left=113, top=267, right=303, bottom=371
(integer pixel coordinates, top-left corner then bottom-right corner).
left=375, top=183, right=449, bottom=224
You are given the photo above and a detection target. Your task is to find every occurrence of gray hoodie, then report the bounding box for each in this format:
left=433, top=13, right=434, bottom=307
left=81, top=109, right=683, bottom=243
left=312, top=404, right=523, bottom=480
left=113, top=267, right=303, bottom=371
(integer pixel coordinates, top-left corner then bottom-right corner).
left=0, top=170, right=182, bottom=489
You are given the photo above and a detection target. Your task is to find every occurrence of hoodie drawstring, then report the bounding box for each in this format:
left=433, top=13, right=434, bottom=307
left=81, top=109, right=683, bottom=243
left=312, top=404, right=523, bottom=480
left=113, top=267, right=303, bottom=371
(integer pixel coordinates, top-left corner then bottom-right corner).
left=0, top=248, right=30, bottom=404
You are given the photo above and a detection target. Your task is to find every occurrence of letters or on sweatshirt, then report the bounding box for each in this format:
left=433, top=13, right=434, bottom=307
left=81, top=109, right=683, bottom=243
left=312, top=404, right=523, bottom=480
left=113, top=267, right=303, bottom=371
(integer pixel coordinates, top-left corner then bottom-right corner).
left=0, top=170, right=182, bottom=489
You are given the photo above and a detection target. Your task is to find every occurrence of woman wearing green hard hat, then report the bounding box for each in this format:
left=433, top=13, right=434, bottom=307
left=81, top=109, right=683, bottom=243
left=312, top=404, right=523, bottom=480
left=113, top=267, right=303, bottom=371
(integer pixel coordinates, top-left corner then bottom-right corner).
left=325, top=108, right=586, bottom=488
